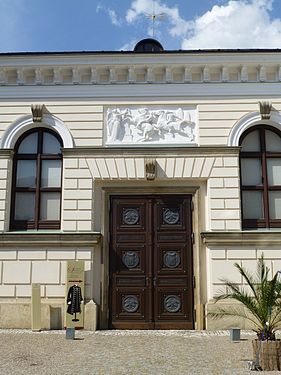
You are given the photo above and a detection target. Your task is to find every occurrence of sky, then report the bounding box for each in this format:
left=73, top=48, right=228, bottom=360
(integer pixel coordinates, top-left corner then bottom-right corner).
left=1, top=0, right=281, bottom=53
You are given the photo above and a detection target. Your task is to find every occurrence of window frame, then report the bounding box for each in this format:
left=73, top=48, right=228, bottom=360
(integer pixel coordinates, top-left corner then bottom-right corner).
left=240, top=125, right=281, bottom=229
left=10, top=128, right=63, bottom=230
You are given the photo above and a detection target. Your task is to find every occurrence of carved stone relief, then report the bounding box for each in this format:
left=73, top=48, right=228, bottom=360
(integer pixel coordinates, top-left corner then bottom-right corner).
left=106, top=106, right=197, bottom=145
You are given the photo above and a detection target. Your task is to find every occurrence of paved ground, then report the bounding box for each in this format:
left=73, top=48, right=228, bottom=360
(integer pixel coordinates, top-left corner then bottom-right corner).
left=0, top=329, right=280, bottom=375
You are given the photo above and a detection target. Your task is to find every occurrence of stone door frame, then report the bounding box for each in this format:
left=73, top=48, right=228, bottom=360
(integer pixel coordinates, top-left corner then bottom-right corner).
left=98, top=183, right=205, bottom=330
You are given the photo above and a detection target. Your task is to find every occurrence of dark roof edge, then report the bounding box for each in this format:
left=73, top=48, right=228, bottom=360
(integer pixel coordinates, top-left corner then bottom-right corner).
left=1, top=48, right=281, bottom=57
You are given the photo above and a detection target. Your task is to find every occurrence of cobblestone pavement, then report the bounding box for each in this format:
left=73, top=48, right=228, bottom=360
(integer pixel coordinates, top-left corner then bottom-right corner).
left=0, top=329, right=280, bottom=375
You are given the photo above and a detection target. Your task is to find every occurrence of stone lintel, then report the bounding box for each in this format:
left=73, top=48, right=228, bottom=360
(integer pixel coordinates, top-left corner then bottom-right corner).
left=62, top=146, right=240, bottom=158
left=201, top=231, right=281, bottom=246
left=0, top=232, right=101, bottom=247
left=0, top=149, right=14, bottom=158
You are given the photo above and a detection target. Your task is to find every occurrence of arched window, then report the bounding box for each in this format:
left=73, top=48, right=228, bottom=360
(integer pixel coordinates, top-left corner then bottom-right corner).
left=240, top=125, right=281, bottom=228
left=10, top=128, right=62, bottom=230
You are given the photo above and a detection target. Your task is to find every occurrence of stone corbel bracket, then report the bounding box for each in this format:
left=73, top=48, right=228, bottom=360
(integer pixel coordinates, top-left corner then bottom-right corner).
left=259, top=101, right=272, bottom=120
left=145, top=158, right=156, bottom=180
left=31, top=104, right=45, bottom=123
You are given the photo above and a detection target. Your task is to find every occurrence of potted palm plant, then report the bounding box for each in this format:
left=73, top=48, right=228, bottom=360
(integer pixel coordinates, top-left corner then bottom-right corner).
left=209, top=255, right=281, bottom=371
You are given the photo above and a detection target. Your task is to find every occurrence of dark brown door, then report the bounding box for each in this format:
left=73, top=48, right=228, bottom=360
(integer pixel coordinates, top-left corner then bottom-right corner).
left=109, top=195, right=194, bottom=329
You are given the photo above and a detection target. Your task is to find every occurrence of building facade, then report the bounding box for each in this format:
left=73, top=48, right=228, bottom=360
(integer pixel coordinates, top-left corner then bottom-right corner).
left=0, top=41, right=281, bottom=329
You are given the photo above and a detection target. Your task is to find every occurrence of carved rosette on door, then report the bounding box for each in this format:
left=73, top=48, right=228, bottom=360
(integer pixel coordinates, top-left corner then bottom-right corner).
left=164, top=295, right=181, bottom=313
left=122, top=251, right=140, bottom=269
left=109, top=195, right=194, bottom=329
left=163, top=251, right=181, bottom=268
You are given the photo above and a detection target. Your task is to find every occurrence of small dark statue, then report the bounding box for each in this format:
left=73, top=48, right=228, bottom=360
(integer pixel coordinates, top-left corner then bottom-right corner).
left=67, top=284, right=83, bottom=322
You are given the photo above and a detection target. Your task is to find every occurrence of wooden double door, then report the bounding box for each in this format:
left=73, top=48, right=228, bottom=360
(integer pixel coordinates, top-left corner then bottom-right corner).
left=109, top=195, right=194, bottom=329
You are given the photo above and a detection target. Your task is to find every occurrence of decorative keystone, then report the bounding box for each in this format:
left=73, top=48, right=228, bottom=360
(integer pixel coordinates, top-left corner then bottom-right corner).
left=145, top=158, right=156, bottom=180
left=259, top=101, right=272, bottom=120
left=31, top=104, right=45, bottom=123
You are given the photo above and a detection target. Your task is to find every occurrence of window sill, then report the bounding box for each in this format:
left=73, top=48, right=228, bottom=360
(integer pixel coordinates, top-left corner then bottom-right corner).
left=0, top=231, right=101, bottom=247
left=201, top=230, right=281, bottom=246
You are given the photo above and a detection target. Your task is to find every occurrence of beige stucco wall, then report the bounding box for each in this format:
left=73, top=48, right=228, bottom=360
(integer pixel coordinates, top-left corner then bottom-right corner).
left=1, top=99, right=281, bottom=146
left=0, top=102, right=103, bottom=147
left=205, top=245, right=281, bottom=329
left=0, top=246, right=94, bottom=298
left=62, top=152, right=240, bottom=233
left=207, top=246, right=281, bottom=299
left=0, top=99, right=245, bottom=234
left=0, top=93, right=281, bottom=329
left=0, top=244, right=99, bottom=329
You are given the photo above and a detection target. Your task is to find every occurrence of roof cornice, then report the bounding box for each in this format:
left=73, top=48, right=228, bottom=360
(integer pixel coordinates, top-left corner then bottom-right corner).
left=0, top=49, right=280, bottom=88
left=1, top=48, right=281, bottom=57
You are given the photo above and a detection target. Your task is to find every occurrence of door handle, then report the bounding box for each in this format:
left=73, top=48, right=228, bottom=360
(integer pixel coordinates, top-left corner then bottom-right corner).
left=146, top=276, right=157, bottom=287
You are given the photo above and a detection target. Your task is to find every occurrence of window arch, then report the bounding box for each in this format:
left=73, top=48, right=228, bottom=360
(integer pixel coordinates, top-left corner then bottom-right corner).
left=240, top=125, right=281, bottom=228
left=10, top=128, right=62, bottom=230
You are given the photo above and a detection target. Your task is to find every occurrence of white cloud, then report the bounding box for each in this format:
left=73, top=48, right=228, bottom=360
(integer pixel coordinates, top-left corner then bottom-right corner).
left=125, top=0, right=281, bottom=49
left=96, top=4, right=102, bottom=13
left=119, top=39, right=138, bottom=51
left=126, top=0, right=189, bottom=38
left=96, top=4, right=122, bottom=27
left=108, top=9, right=122, bottom=27
left=182, top=0, right=281, bottom=49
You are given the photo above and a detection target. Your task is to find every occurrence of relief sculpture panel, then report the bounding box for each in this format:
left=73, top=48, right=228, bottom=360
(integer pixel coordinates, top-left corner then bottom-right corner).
left=105, top=106, right=197, bottom=145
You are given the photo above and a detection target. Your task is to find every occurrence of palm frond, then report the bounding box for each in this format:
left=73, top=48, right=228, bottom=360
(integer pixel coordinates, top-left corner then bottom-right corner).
left=210, top=254, right=281, bottom=339
left=234, top=262, right=258, bottom=299
left=208, top=306, right=260, bottom=329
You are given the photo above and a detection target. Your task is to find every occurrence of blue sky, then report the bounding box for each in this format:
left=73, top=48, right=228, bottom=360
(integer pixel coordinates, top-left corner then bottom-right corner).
left=1, top=0, right=281, bottom=52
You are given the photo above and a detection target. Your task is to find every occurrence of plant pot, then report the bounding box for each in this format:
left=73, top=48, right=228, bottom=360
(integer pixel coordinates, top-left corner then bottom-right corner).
left=252, top=339, right=281, bottom=371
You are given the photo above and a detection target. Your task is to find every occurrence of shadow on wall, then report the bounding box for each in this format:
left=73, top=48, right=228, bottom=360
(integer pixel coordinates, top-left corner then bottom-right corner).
left=156, top=163, right=167, bottom=179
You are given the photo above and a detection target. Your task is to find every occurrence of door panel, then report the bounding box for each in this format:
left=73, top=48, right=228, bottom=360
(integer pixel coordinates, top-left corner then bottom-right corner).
left=153, top=197, right=193, bottom=329
left=109, top=195, right=194, bottom=329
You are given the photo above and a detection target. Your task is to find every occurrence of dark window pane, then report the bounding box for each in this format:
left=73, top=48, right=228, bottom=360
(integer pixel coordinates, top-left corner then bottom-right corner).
left=265, top=130, right=281, bottom=152
left=43, top=132, right=61, bottom=154
left=240, top=126, right=281, bottom=228
left=11, top=128, right=63, bottom=230
left=241, top=159, right=262, bottom=185
left=14, top=193, right=35, bottom=220
left=16, top=160, right=36, bottom=187
left=242, top=191, right=264, bottom=219
left=18, top=132, right=38, bottom=153
left=240, top=130, right=260, bottom=152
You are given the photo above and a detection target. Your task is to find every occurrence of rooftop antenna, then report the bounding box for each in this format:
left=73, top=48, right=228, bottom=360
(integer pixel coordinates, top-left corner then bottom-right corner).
left=145, top=1, right=166, bottom=39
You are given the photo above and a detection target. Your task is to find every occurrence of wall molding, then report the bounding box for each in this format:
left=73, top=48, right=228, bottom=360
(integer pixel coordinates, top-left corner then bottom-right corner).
left=0, top=232, right=101, bottom=247
left=228, top=110, right=281, bottom=146
left=201, top=231, right=281, bottom=245
left=1, top=51, right=281, bottom=87
left=0, top=113, right=74, bottom=149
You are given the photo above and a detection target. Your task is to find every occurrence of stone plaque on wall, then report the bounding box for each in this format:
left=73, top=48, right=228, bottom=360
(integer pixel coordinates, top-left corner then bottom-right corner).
left=105, top=106, right=197, bottom=145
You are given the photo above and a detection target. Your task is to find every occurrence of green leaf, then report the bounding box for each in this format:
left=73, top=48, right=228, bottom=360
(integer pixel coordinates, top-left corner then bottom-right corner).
left=210, top=254, right=281, bottom=340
